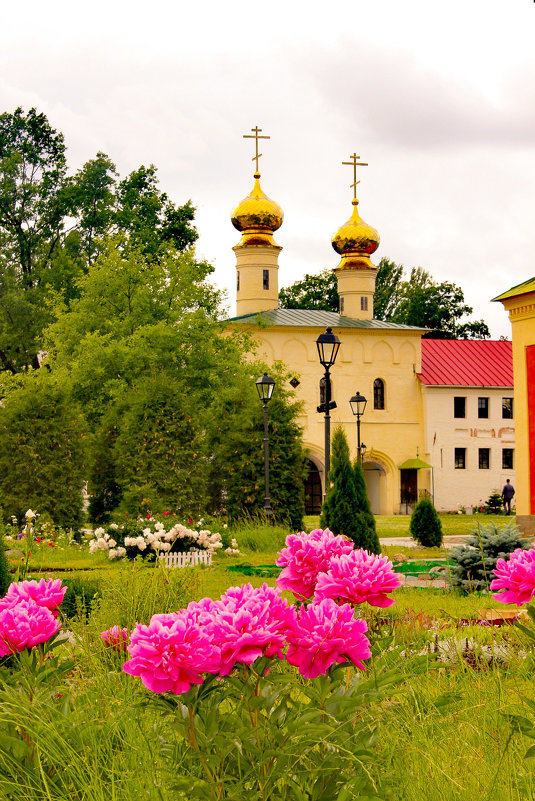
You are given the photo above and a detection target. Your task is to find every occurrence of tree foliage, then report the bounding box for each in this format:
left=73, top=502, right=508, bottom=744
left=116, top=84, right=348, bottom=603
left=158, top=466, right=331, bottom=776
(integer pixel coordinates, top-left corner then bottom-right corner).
left=0, top=108, right=199, bottom=372
left=0, top=374, right=88, bottom=528
left=409, top=496, right=443, bottom=548
left=449, top=521, right=526, bottom=592
left=320, top=427, right=379, bottom=551
left=352, top=459, right=381, bottom=554
left=207, top=363, right=306, bottom=531
left=279, top=269, right=339, bottom=312
left=279, top=259, right=490, bottom=339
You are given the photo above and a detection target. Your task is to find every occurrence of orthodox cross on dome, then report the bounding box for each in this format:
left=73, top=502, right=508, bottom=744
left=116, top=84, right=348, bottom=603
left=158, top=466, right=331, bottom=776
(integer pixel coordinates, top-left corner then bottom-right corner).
left=243, top=126, right=270, bottom=174
left=342, top=153, right=368, bottom=201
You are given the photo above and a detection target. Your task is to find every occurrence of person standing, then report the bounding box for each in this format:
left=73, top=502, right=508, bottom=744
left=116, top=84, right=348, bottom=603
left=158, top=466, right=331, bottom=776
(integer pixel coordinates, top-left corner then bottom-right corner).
left=501, top=479, right=515, bottom=516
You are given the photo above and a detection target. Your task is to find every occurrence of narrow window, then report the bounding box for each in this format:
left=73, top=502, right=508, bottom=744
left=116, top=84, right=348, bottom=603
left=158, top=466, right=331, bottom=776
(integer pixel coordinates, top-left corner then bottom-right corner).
left=263, top=269, right=269, bottom=290
left=502, top=448, right=514, bottom=470
left=453, top=397, right=466, bottom=418
left=236, top=271, right=240, bottom=291
left=361, top=296, right=368, bottom=311
left=478, top=448, right=490, bottom=469
left=478, top=397, right=489, bottom=418
left=454, top=448, right=466, bottom=469
left=340, top=297, right=344, bottom=313
left=502, top=397, right=514, bottom=419
left=373, top=378, right=385, bottom=410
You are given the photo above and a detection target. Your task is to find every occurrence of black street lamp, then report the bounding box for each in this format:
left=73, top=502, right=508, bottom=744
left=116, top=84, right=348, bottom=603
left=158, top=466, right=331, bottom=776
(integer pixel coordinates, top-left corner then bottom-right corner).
left=256, top=372, right=275, bottom=519
left=349, top=391, right=367, bottom=463
left=316, top=327, right=341, bottom=496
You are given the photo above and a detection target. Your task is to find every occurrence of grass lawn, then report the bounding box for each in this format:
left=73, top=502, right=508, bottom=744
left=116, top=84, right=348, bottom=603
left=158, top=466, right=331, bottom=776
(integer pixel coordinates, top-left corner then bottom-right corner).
left=305, top=512, right=513, bottom=538
left=3, top=518, right=535, bottom=799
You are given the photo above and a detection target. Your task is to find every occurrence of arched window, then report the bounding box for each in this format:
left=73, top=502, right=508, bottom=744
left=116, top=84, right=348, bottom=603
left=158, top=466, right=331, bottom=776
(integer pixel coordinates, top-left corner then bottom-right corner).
left=373, top=378, right=385, bottom=410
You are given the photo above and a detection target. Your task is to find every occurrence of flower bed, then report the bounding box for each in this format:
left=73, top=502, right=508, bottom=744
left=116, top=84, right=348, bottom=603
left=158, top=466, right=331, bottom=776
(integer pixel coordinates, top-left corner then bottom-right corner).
left=87, top=516, right=230, bottom=560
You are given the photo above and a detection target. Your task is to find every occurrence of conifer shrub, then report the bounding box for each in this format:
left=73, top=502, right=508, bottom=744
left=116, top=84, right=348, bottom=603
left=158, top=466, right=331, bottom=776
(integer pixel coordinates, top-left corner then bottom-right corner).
left=449, top=520, right=527, bottom=592
left=352, top=459, right=381, bottom=554
left=410, top=496, right=443, bottom=548
left=485, top=490, right=503, bottom=514
left=0, top=533, right=11, bottom=598
left=320, top=427, right=380, bottom=553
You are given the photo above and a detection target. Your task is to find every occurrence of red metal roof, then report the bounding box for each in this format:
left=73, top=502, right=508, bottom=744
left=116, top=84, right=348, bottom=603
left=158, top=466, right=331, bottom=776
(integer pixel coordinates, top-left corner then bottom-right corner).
left=418, top=339, right=513, bottom=387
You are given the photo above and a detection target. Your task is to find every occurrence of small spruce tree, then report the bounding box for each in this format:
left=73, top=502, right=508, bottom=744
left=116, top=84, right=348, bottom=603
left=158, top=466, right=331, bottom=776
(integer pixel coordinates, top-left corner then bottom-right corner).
left=320, top=427, right=360, bottom=543
left=486, top=490, right=503, bottom=514
left=449, top=521, right=525, bottom=592
left=410, top=496, right=443, bottom=548
left=352, top=459, right=381, bottom=554
left=320, top=427, right=380, bottom=552
left=0, top=533, right=10, bottom=598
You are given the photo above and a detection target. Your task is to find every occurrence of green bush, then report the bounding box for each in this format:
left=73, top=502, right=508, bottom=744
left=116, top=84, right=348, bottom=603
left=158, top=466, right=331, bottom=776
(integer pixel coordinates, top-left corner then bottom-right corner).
left=485, top=490, right=503, bottom=514
left=0, top=533, right=12, bottom=597
left=410, top=496, right=443, bottom=548
left=0, top=375, right=88, bottom=529
left=61, top=576, right=103, bottom=620
left=352, top=459, right=381, bottom=554
left=320, top=427, right=380, bottom=552
left=448, top=521, right=526, bottom=592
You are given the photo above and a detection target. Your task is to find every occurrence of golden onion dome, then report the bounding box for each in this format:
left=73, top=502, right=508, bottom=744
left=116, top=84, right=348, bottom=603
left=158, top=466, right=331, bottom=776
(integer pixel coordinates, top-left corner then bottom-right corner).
left=332, top=199, right=380, bottom=259
left=231, top=172, right=283, bottom=246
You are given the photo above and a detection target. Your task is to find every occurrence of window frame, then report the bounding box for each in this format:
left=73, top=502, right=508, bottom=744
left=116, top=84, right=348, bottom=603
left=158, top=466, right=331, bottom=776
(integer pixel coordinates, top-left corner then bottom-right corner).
left=373, top=378, right=385, bottom=410
left=478, top=448, right=490, bottom=470
left=502, top=448, right=514, bottom=470
left=502, top=397, right=514, bottom=419
left=454, top=448, right=466, bottom=469
left=478, top=397, right=489, bottom=419
left=453, top=396, right=466, bottom=419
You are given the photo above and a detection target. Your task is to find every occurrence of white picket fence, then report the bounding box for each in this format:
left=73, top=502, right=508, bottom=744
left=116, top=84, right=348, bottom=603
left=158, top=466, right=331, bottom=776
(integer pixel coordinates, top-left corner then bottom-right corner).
left=163, top=551, right=213, bottom=569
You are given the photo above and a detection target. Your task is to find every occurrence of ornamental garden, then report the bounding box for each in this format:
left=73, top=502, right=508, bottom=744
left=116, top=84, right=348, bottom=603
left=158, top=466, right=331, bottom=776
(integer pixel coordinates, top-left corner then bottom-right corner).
left=1, top=503, right=535, bottom=800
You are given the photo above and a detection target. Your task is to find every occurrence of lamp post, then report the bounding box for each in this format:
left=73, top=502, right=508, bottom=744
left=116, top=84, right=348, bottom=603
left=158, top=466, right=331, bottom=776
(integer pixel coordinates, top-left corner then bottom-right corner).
left=316, top=327, right=341, bottom=497
left=349, top=391, right=367, bottom=463
left=256, top=372, right=275, bottom=519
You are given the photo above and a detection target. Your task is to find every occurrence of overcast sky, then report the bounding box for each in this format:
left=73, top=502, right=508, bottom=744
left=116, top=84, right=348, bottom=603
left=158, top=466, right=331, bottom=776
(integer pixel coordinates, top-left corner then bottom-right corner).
left=2, top=0, right=534, bottom=338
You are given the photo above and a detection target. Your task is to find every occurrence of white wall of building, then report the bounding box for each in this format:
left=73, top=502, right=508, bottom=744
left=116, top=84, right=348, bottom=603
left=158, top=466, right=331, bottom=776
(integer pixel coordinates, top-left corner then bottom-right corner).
left=421, top=385, right=515, bottom=513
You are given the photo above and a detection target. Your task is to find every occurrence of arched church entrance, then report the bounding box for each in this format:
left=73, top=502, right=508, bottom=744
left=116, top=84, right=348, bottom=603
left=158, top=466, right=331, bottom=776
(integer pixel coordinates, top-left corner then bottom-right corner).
left=304, top=459, right=322, bottom=515
left=363, top=460, right=387, bottom=515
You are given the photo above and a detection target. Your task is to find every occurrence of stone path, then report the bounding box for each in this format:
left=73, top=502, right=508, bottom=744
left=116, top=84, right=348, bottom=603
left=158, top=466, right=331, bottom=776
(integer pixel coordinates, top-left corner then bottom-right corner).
left=379, top=535, right=469, bottom=549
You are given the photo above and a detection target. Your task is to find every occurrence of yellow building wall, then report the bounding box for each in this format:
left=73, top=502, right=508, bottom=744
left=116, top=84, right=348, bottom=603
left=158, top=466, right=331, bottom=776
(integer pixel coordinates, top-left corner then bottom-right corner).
left=244, top=324, right=427, bottom=515
left=497, top=287, right=535, bottom=533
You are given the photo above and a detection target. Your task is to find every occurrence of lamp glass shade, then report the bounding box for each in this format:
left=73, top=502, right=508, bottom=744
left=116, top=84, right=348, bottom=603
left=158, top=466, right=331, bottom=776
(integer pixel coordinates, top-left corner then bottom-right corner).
left=349, top=392, right=367, bottom=417
left=316, top=327, right=341, bottom=369
left=256, top=372, right=275, bottom=402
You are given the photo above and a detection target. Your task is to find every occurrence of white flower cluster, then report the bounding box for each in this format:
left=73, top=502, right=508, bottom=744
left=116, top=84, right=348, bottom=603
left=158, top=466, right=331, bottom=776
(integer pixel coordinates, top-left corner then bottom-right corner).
left=88, top=522, right=226, bottom=560
left=225, top=537, right=240, bottom=555
left=88, top=527, right=126, bottom=560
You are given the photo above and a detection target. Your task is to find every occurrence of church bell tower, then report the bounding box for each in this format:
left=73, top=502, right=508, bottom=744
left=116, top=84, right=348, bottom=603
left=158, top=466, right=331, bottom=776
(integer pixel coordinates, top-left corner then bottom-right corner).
left=231, top=127, right=283, bottom=316
left=332, top=154, right=380, bottom=319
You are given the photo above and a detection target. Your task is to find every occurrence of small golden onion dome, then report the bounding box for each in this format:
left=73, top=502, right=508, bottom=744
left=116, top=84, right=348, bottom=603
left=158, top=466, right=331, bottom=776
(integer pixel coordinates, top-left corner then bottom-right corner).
left=332, top=199, right=379, bottom=269
left=231, top=173, right=283, bottom=246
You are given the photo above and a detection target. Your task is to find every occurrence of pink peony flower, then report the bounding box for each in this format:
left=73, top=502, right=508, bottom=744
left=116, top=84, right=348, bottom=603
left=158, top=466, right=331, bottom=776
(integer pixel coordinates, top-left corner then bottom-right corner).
left=123, top=609, right=221, bottom=694
left=491, top=548, right=535, bottom=605
left=213, top=583, right=297, bottom=675
left=285, top=598, right=371, bottom=679
left=0, top=599, right=61, bottom=656
left=101, top=626, right=129, bottom=652
left=314, top=550, right=402, bottom=608
left=0, top=578, right=66, bottom=615
left=276, top=529, right=354, bottom=600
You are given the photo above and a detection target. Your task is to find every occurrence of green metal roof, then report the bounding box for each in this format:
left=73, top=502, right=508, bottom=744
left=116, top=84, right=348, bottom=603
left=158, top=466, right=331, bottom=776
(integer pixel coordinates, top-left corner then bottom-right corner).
left=493, top=277, right=535, bottom=302
left=226, top=308, right=426, bottom=331
left=398, top=458, right=433, bottom=470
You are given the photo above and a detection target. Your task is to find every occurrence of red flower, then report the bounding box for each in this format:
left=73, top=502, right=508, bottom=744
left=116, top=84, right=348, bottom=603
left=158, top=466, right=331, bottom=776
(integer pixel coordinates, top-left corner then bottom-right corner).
left=36, top=538, right=42, bottom=544
left=146, top=514, right=152, bottom=520
left=163, top=511, right=170, bottom=516
left=188, top=519, right=193, bottom=524
left=48, top=542, right=54, bottom=547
